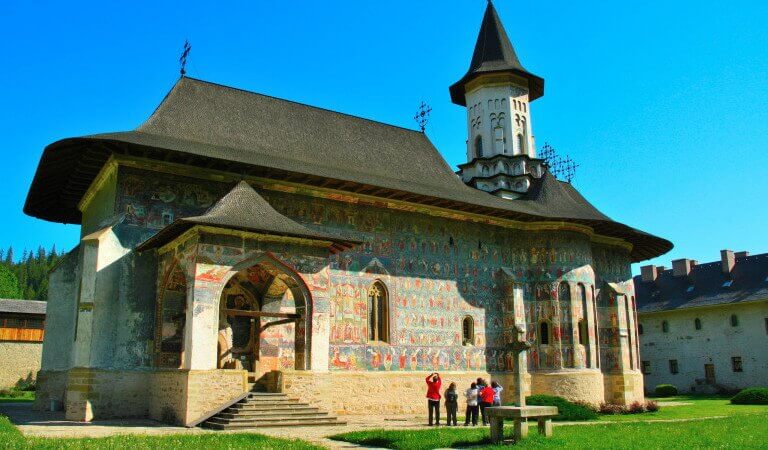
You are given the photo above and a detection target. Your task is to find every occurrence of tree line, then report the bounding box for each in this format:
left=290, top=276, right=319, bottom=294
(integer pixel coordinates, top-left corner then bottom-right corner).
left=0, top=246, right=63, bottom=301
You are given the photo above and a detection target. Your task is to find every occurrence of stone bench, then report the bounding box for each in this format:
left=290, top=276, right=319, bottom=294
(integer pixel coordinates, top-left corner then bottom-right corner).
left=485, top=406, right=559, bottom=443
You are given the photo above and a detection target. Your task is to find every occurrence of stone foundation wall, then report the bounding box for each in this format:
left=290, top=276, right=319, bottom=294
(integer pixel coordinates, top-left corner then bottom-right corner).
left=37, top=368, right=248, bottom=425
left=281, top=371, right=538, bottom=416
left=604, top=371, right=645, bottom=405
left=183, top=369, right=247, bottom=425
left=0, top=341, right=43, bottom=389
left=530, top=370, right=605, bottom=405
left=64, top=368, right=152, bottom=421
left=33, top=370, right=68, bottom=411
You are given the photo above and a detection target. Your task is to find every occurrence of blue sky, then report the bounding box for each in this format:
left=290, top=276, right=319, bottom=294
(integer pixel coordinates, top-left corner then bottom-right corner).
left=1, top=0, right=766, bottom=272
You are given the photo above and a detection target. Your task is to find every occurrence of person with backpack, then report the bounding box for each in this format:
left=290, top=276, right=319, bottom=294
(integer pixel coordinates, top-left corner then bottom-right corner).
left=444, top=382, right=459, bottom=426
left=425, top=372, right=442, bottom=426
left=463, top=381, right=479, bottom=426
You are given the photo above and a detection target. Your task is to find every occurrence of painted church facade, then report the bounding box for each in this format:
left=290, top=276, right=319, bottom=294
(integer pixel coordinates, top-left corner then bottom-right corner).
left=26, top=3, right=671, bottom=425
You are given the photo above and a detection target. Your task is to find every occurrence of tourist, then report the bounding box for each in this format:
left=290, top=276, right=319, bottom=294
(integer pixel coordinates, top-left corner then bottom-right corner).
left=479, top=381, right=496, bottom=425
left=425, top=372, right=442, bottom=426
left=491, top=381, right=503, bottom=406
left=444, top=382, right=459, bottom=426
left=464, top=382, right=479, bottom=426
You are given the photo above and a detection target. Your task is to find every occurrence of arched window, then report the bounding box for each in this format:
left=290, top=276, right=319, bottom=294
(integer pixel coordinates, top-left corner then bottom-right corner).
left=368, top=281, right=389, bottom=343
left=539, top=321, right=550, bottom=345
left=638, top=323, right=644, bottom=335
left=462, top=316, right=475, bottom=346
left=558, top=281, right=571, bottom=302
left=730, top=314, right=739, bottom=327
left=517, top=134, right=526, bottom=155
left=475, top=136, right=484, bottom=158
left=482, top=164, right=490, bottom=175
left=694, top=318, right=702, bottom=330
left=662, top=320, right=669, bottom=333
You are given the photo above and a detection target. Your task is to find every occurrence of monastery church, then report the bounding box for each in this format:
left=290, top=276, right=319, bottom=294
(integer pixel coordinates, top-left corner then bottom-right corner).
left=25, top=2, right=671, bottom=425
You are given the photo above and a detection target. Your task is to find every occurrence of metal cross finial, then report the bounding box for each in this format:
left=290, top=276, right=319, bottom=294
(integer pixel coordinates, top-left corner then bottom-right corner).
left=563, top=155, right=579, bottom=183
left=414, top=101, right=432, bottom=133
left=179, top=40, right=192, bottom=76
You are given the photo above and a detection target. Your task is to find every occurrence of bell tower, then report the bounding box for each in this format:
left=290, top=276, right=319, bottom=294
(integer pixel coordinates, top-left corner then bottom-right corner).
left=452, top=1, right=546, bottom=199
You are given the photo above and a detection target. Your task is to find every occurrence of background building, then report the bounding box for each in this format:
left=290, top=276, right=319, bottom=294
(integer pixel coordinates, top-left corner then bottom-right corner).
left=635, top=250, right=768, bottom=393
left=0, top=299, right=46, bottom=388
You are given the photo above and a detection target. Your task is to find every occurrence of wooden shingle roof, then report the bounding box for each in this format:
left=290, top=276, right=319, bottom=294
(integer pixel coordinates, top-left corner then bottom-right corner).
left=24, top=77, right=672, bottom=262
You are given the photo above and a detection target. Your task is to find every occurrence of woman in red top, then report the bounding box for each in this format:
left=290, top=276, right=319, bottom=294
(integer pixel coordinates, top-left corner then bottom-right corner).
left=479, top=381, right=496, bottom=425
left=425, top=372, right=442, bottom=426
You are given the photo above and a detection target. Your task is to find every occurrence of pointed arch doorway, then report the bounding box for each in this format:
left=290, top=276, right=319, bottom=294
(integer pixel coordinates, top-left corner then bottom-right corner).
left=216, top=255, right=311, bottom=377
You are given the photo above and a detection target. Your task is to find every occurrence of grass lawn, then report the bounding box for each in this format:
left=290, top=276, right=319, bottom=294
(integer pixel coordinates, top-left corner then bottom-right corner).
left=333, top=413, right=768, bottom=449
left=0, top=415, right=321, bottom=450
left=600, top=395, right=767, bottom=422
left=0, top=391, right=34, bottom=403
left=332, top=397, right=768, bottom=449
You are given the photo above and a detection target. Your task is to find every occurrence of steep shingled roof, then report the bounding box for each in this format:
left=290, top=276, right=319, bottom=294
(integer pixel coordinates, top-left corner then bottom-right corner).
left=0, top=299, right=47, bottom=315
left=136, top=181, right=359, bottom=253
left=635, top=252, right=768, bottom=313
left=449, top=1, right=544, bottom=105
left=24, top=77, right=671, bottom=262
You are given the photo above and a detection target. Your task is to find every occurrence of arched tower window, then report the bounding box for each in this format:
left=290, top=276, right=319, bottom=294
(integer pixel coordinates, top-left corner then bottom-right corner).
left=462, top=316, right=475, bottom=346
left=694, top=318, right=702, bottom=330
left=368, top=281, right=389, bottom=343
left=475, top=135, right=484, bottom=158
left=662, top=320, right=669, bottom=333
left=730, top=314, right=739, bottom=327
left=517, top=134, right=526, bottom=156
left=539, top=321, right=551, bottom=345
left=638, top=323, right=644, bottom=335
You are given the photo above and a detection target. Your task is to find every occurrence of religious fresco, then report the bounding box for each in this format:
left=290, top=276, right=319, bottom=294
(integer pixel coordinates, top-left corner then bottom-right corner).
left=155, top=261, right=187, bottom=368
left=117, top=167, right=635, bottom=375
left=117, top=167, right=228, bottom=230
left=259, top=188, right=628, bottom=373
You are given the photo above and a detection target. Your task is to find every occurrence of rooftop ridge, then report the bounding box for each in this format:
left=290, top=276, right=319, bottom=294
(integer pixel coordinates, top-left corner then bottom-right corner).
left=143, top=77, right=425, bottom=137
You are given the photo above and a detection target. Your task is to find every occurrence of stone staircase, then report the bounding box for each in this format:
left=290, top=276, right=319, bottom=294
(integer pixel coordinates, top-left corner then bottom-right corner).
left=201, top=391, right=346, bottom=430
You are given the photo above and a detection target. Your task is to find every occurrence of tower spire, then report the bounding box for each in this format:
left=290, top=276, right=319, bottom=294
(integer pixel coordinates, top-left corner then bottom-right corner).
left=449, top=1, right=544, bottom=106
left=453, top=2, right=547, bottom=200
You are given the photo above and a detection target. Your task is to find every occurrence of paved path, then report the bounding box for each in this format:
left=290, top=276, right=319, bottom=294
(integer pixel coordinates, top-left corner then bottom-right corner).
left=0, top=401, right=721, bottom=449
left=0, top=402, right=434, bottom=449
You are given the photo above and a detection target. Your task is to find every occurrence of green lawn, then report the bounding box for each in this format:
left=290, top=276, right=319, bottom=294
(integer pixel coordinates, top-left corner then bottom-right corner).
left=0, top=391, right=35, bottom=403
left=332, top=397, right=768, bottom=449
left=600, top=395, right=768, bottom=422
left=333, top=413, right=768, bottom=449
left=0, top=415, right=321, bottom=450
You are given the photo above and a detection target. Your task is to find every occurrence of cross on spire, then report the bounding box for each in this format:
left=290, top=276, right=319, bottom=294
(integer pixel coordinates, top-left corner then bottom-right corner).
left=179, top=40, right=192, bottom=76
left=413, top=101, right=432, bottom=133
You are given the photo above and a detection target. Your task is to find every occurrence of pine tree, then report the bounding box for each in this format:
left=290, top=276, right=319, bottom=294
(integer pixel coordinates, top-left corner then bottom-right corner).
left=5, top=246, right=13, bottom=264
left=0, top=264, right=22, bottom=299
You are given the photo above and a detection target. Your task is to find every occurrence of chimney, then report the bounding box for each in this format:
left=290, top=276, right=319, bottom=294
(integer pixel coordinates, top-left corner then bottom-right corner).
left=721, top=250, right=735, bottom=275
left=672, top=259, right=695, bottom=277
left=641, top=265, right=657, bottom=282
left=657, top=265, right=667, bottom=273
left=735, top=251, right=750, bottom=259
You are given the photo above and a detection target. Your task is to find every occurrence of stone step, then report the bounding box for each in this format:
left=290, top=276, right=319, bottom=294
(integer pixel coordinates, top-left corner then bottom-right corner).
left=210, top=413, right=339, bottom=423
left=245, top=395, right=296, bottom=401
left=216, top=410, right=331, bottom=420
left=236, top=400, right=311, bottom=408
left=230, top=405, right=320, bottom=413
left=202, top=418, right=346, bottom=430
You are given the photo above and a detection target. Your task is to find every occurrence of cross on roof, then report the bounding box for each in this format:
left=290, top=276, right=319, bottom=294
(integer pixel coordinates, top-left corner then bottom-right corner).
left=413, top=101, right=432, bottom=133
left=179, top=40, right=192, bottom=76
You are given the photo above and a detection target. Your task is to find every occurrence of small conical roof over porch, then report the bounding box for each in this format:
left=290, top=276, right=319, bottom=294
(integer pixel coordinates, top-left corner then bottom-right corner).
left=137, top=180, right=359, bottom=253
left=449, top=0, right=544, bottom=105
